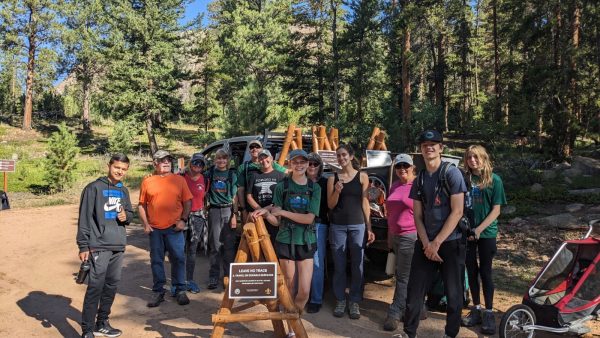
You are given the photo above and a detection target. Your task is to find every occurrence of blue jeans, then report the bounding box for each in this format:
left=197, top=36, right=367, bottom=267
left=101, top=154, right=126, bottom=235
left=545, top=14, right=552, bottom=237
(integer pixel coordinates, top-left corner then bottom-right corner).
left=310, top=222, right=328, bottom=305
left=387, top=232, right=417, bottom=320
left=149, top=227, right=186, bottom=293
left=329, top=223, right=365, bottom=303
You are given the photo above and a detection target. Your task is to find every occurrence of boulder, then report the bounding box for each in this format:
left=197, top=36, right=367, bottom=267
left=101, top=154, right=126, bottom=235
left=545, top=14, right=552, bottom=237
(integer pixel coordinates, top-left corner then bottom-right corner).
left=572, top=156, right=600, bottom=176
left=589, top=205, right=600, bottom=213
left=530, top=183, right=544, bottom=193
left=541, top=170, right=557, bottom=180
left=564, top=176, right=573, bottom=184
left=568, top=188, right=600, bottom=195
left=540, top=213, right=582, bottom=230
left=581, top=214, right=600, bottom=223
left=563, top=168, right=582, bottom=177
left=554, top=161, right=571, bottom=170
left=565, top=203, right=584, bottom=213
left=524, top=238, right=539, bottom=245
left=509, top=217, right=524, bottom=225
left=502, top=205, right=516, bottom=215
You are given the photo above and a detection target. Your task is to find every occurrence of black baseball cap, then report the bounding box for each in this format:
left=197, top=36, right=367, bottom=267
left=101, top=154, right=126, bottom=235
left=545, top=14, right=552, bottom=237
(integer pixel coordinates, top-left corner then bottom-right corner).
left=417, top=130, right=443, bottom=144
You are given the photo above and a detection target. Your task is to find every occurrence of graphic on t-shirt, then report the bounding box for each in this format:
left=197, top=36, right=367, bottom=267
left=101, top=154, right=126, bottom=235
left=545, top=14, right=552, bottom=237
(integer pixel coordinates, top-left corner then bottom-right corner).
left=212, top=179, right=228, bottom=193
left=289, top=195, right=309, bottom=210
left=103, top=189, right=124, bottom=219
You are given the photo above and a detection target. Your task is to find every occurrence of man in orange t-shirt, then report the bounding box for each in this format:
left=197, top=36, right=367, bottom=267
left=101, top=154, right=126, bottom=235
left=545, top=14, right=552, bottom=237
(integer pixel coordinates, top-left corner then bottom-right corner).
left=139, top=150, right=193, bottom=308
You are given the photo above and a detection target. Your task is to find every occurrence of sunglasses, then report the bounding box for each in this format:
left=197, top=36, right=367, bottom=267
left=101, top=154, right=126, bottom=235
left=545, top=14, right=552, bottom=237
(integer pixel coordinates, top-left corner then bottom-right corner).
left=249, top=144, right=262, bottom=150
left=394, top=163, right=411, bottom=169
left=308, top=161, right=320, bottom=167
left=191, top=161, right=204, bottom=167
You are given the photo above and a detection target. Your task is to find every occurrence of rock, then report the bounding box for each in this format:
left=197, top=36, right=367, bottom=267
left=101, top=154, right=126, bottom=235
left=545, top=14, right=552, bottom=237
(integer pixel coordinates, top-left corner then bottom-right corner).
left=589, top=205, right=600, bottom=213
left=581, top=214, right=600, bottom=223
left=554, top=161, right=571, bottom=170
left=568, top=188, right=600, bottom=195
left=530, top=183, right=544, bottom=193
left=541, top=170, right=557, bottom=180
left=572, top=156, right=600, bottom=176
left=509, top=217, right=524, bottom=225
left=502, top=205, right=517, bottom=215
left=524, top=238, right=539, bottom=245
left=564, top=176, right=573, bottom=184
left=540, top=213, right=581, bottom=230
left=565, top=203, right=584, bottom=213
left=541, top=255, right=550, bottom=262
left=563, top=168, right=582, bottom=177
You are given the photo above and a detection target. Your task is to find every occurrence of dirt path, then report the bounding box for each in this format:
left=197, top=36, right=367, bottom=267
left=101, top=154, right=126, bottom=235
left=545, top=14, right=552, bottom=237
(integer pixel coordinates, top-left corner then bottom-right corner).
left=0, top=203, right=596, bottom=337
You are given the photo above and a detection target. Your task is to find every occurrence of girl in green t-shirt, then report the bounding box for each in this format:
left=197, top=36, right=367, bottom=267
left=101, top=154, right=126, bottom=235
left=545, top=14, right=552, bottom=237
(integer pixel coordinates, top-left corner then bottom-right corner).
left=461, top=145, right=507, bottom=335
left=252, top=149, right=320, bottom=335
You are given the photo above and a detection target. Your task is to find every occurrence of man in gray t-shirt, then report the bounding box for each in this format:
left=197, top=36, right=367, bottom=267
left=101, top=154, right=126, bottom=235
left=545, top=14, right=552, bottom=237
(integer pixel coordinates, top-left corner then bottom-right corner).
left=402, top=130, right=467, bottom=338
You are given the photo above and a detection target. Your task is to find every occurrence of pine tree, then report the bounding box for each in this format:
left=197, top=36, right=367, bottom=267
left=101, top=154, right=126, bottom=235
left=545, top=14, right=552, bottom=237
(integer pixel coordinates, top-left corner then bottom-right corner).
left=44, top=123, right=80, bottom=192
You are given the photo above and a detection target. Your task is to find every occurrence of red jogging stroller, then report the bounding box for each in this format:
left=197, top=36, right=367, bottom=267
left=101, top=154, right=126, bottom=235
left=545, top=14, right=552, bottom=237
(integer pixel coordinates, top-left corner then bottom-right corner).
left=499, top=219, right=600, bottom=337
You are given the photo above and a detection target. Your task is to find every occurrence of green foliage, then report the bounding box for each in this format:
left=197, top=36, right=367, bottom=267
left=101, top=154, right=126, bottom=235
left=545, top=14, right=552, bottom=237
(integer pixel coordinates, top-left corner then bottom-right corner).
left=108, top=118, right=139, bottom=155
left=44, top=123, right=80, bottom=193
left=62, top=91, right=80, bottom=118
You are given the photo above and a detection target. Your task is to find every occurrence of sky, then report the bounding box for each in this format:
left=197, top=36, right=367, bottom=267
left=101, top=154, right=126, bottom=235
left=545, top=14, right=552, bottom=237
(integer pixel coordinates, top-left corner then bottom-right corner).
left=183, top=0, right=211, bottom=25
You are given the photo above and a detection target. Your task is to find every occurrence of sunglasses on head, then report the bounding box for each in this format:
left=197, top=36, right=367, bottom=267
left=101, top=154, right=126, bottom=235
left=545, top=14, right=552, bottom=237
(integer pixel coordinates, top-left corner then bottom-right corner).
left=249, top=144, right=261, bottom=150
left=308, top=161, right=320, bottom=167
left=394, top=163, right=411, bottom=169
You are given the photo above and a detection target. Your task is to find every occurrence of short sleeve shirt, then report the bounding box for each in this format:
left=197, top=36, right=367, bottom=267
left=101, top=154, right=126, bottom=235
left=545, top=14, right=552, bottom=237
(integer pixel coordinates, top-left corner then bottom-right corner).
left=472, top=173, right=507, bottom=238
left=236, top=161, right=287, bottom=189
left=139, top=174, right=193, bottom=229
left=409, top=163, right=467, bottom=242
left=205, top=168, right=238, bottom=206
left=184, top=173, right=206, bottom=211
left=248, top=170, right=286, bottom=209
left=272, top=179, right=321, bottom=245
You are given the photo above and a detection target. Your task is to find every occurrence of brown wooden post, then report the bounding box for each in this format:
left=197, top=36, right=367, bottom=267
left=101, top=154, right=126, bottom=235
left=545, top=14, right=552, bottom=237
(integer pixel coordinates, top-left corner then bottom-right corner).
left=311, top=126, right=319, bottom=153
left=328, top=128, right=337, bottom=150
left=294, top=128, right=303, bottom=150
left=375, top=130, right=387, bottom=151
left=278, top=125, right=296, bottom=166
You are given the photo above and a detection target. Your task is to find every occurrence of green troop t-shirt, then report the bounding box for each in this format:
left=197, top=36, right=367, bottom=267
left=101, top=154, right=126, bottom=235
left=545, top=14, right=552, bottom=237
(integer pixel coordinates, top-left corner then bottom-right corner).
left=272, top=178, right=321, bottom=245
left=471, top=173, right=507, bottom=238
left=237, top=161, right=287, bottom=189
left=205, top=168, right=238, bottom=206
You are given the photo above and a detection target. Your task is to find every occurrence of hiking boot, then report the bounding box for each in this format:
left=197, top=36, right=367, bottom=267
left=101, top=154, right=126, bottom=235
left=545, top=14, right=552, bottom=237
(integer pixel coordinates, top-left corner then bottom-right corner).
left=93, top=319, right=122, bottom=337
left=176, top=291, right=190, bottom=305
left=333, top=300, right=346, bottom=318
left=81, top=332, right=94, bottom=338
left=207, top=278, right=219, bottom=290
left=306, top=303, right=321, bottom=313
left=383, top=315, right=400, bottom=331
left=348, top=302, right=360, bottom=319
left=147, top=291, right=165, bottom=308
left=481, top=310, right=496, bottom=335
left=187, top=280, right=201, bottom=293
left=461, top=307, right=482, bottom=327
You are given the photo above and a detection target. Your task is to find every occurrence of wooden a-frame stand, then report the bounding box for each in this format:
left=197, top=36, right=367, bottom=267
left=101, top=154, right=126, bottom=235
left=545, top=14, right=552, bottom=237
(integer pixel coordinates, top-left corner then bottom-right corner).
left=211, top=217, right=308, bottom=338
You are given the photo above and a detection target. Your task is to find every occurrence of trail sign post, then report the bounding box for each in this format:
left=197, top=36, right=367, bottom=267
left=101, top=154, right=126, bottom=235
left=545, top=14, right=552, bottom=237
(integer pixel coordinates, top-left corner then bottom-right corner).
left=0, top=160, right=16, bottom=192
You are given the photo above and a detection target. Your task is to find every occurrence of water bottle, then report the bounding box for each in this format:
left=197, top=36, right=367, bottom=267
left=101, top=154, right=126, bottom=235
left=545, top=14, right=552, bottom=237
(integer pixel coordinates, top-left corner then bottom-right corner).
left=76, top=260, right=91, bottom=284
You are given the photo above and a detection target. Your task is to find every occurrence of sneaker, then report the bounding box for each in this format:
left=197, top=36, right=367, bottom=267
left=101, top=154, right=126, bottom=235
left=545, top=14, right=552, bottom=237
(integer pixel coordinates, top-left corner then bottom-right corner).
left=333, top=300, right=346, bottom=318
left=306, top=303, right=321, bottom=314
left=176, top=290, right=190, bottom=305
left=93, top=320, right=122, bottom=337
left=392, top=333, right=413, bottom=338
left=348, top=302, right=360, bottom=319
left=383, top=315, right=400, bottom=331
left=286, top=331, right=296, bottom=338
left=81, top=332, right=94, bottom=338
left=461, top=307, right=482, bottom=327
left=147, top=291, right=165, bottom=308
left=207, top=278, right=218, bottom=290
left=481, top=310, right=496, bottom=335
left=170, top=285, right=177, bottom=297
left=187, top=280, right=201, bottom=293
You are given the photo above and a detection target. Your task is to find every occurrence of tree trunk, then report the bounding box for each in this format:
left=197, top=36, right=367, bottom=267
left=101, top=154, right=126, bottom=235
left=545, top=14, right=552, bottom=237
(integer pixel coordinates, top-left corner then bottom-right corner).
left=23, top=7, right=37, bottom=130
left=82, top=79, right=91, bottom=130
left=145, top=116, right=158, bottom=155
left=204, top=72, right=209, bottom=132
left=331, top=0, right=339, bottom=123
left=564, top=0, right=581, bottom=157
left=492, top=0, right=501, bottom=122
left=435, top=34, right=446, bottom=130
left=401, top=26, right=411, bottom=124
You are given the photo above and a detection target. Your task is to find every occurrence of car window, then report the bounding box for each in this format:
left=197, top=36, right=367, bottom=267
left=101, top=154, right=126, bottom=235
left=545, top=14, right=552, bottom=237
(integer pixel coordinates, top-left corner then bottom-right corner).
left=229, top=141, right=248, bottom=168
left=202, top=143, right=224, bottom=167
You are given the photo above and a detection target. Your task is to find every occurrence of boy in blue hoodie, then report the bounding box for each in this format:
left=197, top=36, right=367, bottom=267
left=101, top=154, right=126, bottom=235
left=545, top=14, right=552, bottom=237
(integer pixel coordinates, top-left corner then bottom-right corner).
left=76, top=154, right=133, bottom=338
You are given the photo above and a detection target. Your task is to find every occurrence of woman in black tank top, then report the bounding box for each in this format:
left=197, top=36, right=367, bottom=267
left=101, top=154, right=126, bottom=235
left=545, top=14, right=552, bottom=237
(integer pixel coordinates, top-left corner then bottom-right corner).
left=327, top=144, right=375, bottom=320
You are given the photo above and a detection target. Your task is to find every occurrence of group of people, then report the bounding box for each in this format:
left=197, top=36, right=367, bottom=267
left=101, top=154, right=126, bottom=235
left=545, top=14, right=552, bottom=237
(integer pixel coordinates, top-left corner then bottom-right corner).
left=75, top=129, right=506, bottom=338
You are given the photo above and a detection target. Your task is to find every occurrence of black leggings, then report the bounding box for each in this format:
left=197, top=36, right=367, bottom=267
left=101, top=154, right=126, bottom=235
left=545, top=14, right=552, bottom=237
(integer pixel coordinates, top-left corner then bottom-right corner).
left=466, top=237, right=497, bottom=309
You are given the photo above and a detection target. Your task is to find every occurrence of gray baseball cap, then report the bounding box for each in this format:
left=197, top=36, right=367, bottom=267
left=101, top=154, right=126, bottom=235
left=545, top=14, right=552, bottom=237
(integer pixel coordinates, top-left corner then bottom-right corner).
left=190, top=153, right=206, bottom=166
left=258, top=149, right=272, bottom=158
left=288, top=149, right=308, bottom=161
left=393, top=153, right=413, bottom=166
left=153, top=150, right=172, bottom=160
left=249, top=140, right=263, bottom=148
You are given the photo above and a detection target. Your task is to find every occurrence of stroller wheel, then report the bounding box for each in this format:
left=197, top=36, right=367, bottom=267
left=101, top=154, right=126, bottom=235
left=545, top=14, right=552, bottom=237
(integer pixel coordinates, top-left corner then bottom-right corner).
left=500, top=304, right=536, bottom=338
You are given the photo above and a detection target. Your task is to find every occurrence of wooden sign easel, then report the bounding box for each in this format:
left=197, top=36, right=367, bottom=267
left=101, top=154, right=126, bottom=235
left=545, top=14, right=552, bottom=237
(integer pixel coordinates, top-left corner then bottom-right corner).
left=211, top=217, right=307, bottom=338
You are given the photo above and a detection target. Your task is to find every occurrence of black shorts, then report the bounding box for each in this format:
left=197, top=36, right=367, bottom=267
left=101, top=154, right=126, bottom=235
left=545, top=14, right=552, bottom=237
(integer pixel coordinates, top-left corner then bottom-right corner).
left=275, top=241, right=316, bottom=261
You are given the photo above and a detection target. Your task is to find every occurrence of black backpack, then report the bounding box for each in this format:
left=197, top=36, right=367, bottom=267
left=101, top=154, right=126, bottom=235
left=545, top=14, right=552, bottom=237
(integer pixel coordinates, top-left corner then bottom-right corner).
left=1, top=191, right=9, bottom=210
left=280, top=177, right=316, bottom=250
left=415, top=161, right=473, bottom=237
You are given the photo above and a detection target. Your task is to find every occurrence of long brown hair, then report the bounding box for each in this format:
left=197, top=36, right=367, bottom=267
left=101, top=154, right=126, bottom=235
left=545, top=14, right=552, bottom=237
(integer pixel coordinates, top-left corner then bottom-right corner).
left=464, top=145, right=493, bottom=188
